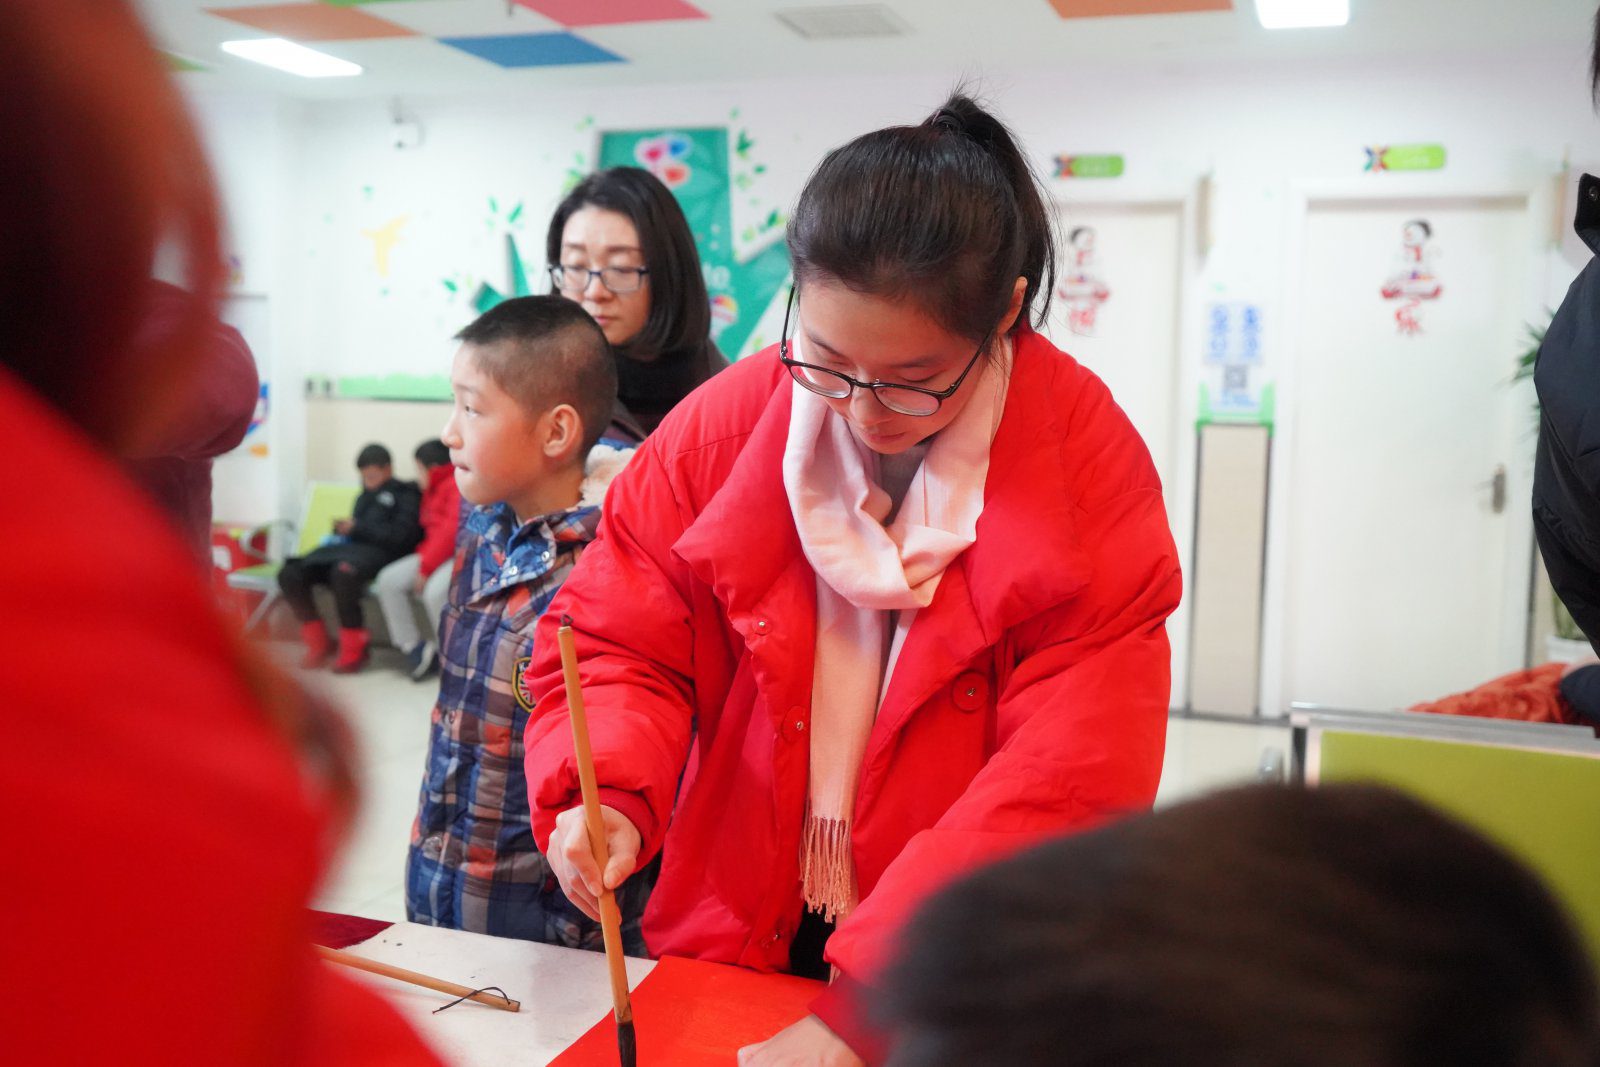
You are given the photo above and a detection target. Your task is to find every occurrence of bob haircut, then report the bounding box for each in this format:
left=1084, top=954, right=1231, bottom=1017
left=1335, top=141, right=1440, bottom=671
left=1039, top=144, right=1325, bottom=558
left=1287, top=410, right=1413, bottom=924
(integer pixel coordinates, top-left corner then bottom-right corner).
left=545, top=166, right=712, bottom=362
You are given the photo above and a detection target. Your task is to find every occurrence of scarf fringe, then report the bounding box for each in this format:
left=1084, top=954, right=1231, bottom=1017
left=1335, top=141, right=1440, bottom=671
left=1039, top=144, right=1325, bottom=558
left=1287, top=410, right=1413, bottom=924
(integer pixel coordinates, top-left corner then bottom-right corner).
left=800, top=811, right=856, bottom=924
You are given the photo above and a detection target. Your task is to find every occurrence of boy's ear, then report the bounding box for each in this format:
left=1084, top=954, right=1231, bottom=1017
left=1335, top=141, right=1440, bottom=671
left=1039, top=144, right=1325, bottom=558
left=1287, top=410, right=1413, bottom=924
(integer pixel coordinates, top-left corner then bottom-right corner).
left=542, top=403, right=586, bottom=464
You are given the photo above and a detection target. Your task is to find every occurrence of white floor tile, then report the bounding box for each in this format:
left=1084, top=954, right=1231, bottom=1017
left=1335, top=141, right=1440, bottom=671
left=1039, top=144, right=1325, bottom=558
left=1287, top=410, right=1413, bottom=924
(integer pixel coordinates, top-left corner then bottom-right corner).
left=269, top=640, right=436, bottom=921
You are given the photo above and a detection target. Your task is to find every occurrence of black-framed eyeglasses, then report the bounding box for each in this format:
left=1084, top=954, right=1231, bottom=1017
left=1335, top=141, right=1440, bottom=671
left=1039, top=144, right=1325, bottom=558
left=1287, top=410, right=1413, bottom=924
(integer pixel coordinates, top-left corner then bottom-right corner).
left=548, top=264, right=650, bottom=294
left=778, top=287, right=992, bottom=417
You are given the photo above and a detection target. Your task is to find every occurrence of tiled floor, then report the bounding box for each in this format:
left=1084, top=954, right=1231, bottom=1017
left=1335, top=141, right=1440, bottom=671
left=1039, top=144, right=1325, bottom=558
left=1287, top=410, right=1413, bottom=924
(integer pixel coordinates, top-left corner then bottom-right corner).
left=299, top=647, right=1291, bottom=922
left=293, top=645, right=437, bottom=922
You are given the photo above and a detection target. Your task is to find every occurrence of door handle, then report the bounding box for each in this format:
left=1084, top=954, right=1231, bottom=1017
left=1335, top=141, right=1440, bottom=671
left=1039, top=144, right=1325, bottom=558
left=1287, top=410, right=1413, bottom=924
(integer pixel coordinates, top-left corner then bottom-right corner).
left=1481, top=464, right=1507, bottom=514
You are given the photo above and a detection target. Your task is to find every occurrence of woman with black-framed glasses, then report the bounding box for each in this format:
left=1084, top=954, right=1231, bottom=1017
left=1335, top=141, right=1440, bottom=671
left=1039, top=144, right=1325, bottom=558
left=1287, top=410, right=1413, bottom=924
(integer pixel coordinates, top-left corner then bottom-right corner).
left=526, top=95, right=1180, bottom=1067
left=546, top=167, right=726, bottom=440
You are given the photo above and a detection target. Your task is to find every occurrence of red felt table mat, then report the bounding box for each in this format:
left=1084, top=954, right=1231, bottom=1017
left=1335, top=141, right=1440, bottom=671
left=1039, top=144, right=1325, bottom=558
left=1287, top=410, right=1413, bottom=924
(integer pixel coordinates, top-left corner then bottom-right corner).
left=308, top=909, right=395, bottom=950
left=549, top=956, right=825, bottom=1065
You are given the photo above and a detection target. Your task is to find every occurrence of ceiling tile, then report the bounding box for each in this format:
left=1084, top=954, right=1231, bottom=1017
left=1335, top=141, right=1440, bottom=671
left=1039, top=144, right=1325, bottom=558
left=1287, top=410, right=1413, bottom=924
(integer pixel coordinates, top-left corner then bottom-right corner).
left=205, top=3, right=417, bottom=40
left=438, top=30, right=626, bottom=67
left=513, top=0, right=708, bottom=29
left=1047, top=0, right=1232, bottom=16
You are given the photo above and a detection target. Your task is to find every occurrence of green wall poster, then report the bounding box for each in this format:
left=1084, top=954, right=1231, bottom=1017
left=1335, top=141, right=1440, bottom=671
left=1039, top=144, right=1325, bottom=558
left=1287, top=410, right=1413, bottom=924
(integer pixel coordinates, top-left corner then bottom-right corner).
left=598, top=128, right=791, bottom=360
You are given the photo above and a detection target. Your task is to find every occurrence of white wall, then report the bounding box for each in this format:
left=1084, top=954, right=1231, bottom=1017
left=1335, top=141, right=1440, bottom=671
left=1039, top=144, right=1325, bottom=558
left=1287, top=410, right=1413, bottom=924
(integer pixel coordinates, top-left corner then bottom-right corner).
left=184, top=91, right=309, bottom=529
left=189, top=44, right=1600, bottom=706
left=257, top=50, right=1600, bottom=377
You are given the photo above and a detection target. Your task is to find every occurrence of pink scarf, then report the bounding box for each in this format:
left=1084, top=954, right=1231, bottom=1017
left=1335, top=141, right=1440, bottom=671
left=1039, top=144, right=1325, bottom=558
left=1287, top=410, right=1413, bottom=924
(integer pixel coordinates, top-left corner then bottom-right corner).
left=781, top=335, right=1010, bottom=922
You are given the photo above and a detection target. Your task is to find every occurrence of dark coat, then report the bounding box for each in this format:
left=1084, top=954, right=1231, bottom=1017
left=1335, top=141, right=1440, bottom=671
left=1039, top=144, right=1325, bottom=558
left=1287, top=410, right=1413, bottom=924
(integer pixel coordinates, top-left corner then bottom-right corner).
left=301, top=477, right=422, bottom=577
left=1535, top=173, right=1600, bottom=653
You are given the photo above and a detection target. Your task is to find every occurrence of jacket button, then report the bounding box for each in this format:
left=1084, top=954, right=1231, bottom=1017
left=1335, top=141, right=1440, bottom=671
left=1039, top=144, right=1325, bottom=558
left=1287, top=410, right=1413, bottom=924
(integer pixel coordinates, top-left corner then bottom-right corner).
left=754, top=618, right=771, bottom=634
left=786, top=708, right=807, bottom=740
left=952, top=672, right=989, bottom=713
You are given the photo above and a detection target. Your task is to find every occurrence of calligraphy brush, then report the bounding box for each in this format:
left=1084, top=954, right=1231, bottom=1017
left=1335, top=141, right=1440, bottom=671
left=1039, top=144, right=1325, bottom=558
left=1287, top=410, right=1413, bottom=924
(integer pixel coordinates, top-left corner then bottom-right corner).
left=556, top=614, right=637, bottom=1067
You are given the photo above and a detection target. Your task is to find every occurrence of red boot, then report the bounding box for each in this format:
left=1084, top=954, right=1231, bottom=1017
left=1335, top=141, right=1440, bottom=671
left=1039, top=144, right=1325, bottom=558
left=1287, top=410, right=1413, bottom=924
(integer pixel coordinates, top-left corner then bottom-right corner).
left=331, top=627, right=370, bottom=674
left=299, top=621, right=332, bottom=669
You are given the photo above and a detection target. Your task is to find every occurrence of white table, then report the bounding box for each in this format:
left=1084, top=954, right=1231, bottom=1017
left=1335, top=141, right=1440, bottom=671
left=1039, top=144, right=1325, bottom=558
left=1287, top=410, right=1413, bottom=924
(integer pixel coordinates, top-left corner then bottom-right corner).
left=335, top=921, right=657, bottom=1066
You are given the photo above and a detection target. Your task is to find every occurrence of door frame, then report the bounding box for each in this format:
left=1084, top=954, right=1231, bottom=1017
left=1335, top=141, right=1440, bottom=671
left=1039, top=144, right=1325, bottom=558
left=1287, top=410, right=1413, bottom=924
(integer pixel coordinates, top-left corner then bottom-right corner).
left=1050, top=186, right=1203, bottom=710
left=1262, top=177, right=1552, bottom=718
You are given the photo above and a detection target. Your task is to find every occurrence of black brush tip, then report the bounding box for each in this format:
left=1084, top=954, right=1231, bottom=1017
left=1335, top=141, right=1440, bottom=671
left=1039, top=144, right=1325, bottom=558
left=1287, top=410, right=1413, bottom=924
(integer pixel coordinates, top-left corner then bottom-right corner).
left=616, top=1018, right=637, bottom=1067
left=560, top=613, right=574, bottom=628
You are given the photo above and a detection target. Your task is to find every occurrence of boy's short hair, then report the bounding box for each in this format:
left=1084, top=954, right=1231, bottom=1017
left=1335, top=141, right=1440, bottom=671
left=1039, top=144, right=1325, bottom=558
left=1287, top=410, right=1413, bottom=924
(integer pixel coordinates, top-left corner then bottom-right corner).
left=455, top=296, right=617, bottom=457
left=881, top=783, right=1600, bottom=1067
left=355, top=443, right=391, bottom=469
left=414, top=438, right=450, bottom=468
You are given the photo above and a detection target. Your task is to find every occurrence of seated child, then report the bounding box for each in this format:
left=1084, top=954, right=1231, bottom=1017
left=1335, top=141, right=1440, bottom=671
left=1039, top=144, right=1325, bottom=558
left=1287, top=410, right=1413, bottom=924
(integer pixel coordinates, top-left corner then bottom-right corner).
left=406, top=295, right=649, bottom=948
left=278, top=443, right=422, bottom=673
left=879, top=783, right=1599, bottom=1067
left=373, top=438, right=461, bottom=681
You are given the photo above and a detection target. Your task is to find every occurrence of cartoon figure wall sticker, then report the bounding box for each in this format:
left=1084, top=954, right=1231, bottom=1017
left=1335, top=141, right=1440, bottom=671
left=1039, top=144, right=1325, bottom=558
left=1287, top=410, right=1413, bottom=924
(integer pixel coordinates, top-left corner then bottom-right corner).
left=1057, top=226, right=1111, bottom=337
left=1380, top=218, right=1442, bottom=336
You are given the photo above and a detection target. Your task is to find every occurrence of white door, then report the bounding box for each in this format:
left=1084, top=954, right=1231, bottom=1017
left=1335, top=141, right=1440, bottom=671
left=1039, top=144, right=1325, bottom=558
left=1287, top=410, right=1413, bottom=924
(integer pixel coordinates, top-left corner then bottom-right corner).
left=1043, top=202, right=1184, bottom=500
left=1284, top=195, right=1531, bottom=710
left=1042, top=200, right=1189, bottom=705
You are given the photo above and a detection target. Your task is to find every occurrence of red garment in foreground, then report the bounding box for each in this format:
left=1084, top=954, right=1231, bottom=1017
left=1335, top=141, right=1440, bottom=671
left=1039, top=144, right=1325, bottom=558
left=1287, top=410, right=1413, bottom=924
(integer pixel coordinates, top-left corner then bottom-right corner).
left=1411, top=662, right=1580, bottom=726
left=550, top=956, right=825, bottom=1065
left=0, top=367, right=440, bottom=1067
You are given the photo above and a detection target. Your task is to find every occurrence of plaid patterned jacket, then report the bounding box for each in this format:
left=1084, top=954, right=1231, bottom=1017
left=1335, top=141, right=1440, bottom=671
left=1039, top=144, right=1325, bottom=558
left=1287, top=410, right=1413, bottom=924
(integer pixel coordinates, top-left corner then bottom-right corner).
left=405, top=471, right=652, bottom=951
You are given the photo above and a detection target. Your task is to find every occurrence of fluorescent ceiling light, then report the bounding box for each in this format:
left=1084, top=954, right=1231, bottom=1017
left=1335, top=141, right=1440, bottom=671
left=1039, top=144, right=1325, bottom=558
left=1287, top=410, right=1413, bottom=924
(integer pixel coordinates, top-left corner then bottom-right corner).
left=1255, top=0, right=1349, bottom=29
left=221, top=38, right=362, bottom=78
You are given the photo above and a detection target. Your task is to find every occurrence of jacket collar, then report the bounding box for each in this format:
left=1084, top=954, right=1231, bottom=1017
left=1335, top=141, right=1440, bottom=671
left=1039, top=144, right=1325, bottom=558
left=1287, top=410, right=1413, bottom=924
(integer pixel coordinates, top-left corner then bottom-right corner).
left=674, top=334, right=1092, bottom=651
left=461, top=499, right=600, bottom=602
left=673, top=379, right=809, bottom=645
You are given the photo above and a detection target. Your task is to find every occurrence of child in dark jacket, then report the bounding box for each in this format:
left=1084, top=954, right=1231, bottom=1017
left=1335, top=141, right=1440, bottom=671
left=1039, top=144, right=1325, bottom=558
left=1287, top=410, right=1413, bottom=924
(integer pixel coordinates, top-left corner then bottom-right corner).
left=373, top=439, right=462, bottom=681
left=279, top=443, right=422, bottom=672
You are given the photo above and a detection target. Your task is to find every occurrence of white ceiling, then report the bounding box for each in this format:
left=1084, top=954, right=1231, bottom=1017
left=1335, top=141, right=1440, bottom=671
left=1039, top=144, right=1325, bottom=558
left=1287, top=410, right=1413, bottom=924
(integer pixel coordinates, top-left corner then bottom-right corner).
left=136, top=0, right=1597, bottom=100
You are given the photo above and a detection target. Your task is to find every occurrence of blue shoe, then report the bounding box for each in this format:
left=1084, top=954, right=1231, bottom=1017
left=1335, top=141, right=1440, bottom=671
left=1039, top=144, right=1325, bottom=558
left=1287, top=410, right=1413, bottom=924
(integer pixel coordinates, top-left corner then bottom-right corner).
left=408, top=641, right=439, bottom=682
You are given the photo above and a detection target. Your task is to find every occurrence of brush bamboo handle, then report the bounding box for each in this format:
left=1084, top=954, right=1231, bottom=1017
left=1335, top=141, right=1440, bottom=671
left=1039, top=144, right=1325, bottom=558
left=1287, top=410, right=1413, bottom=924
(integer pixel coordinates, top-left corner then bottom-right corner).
left=557, top=618, right=634, bottom=1026
left=315, top=945, right=521, bottom=1012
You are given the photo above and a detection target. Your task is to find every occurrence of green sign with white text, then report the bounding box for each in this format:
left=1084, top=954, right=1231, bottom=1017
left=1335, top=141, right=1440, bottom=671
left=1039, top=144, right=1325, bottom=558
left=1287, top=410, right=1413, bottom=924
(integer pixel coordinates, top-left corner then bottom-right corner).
left=1054, top=154, right=1125, bottom=179
left=1365, top=144, right=1447, bottom=172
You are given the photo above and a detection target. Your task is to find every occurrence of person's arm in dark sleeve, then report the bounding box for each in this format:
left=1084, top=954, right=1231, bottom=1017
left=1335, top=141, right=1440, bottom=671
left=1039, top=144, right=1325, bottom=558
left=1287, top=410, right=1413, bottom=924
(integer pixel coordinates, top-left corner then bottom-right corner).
left=1559, top=662, right=1600, bottom=725
left=1533, top=180, right=1600, bottom=654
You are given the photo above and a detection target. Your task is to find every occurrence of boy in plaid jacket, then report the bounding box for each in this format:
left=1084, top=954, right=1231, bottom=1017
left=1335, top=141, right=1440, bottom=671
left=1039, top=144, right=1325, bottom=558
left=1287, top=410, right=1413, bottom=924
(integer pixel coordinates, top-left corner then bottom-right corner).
left=405, top=296, right=649, bottom=948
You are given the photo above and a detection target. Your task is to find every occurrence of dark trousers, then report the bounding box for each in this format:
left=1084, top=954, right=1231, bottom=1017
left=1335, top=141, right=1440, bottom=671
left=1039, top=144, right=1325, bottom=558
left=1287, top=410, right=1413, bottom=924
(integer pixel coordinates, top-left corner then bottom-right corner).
left=278, top=558, right=368, bottom=629
left=788, top=907, right=835, bottom=980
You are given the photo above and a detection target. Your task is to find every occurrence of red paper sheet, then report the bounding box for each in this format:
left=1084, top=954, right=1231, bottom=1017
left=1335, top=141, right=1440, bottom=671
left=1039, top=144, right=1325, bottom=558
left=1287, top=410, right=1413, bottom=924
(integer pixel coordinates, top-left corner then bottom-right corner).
left=307, top=909, right=395, bottom=950
left=549, top=956, right=825, bottom=1065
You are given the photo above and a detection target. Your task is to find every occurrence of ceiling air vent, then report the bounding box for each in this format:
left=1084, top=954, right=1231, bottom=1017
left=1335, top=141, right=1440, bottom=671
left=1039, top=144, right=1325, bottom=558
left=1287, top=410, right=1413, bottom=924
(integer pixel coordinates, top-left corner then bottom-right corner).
left=776, top=4, right=909, bottom=40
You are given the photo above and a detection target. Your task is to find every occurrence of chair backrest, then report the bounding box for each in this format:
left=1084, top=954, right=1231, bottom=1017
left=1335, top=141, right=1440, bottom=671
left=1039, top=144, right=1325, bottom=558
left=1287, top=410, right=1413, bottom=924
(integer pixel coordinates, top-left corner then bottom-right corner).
left=1311, top=726, right=1600, bottom=967
left=295, top=482, right=362, bottom=556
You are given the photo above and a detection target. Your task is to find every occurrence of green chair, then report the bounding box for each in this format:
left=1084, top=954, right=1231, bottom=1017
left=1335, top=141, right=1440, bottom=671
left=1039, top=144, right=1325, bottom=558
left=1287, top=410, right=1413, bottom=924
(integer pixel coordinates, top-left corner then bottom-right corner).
left=226, top=482, right=361, bottom=632
left=1296, top=710, right=1600, bottom=967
